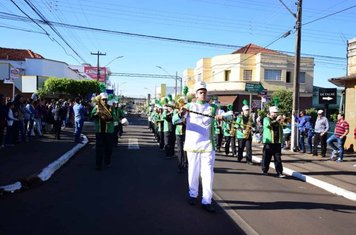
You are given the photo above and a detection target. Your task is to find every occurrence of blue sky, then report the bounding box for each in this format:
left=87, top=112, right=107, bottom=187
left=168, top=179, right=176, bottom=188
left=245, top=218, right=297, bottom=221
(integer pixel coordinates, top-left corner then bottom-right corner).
left=1, top=0, right=355, bottom=97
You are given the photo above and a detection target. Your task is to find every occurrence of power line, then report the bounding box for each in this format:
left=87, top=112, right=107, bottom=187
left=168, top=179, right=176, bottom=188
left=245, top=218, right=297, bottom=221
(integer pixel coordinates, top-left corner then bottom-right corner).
left=0, top=11, right=347, bottom=64
left=23, top=0, right=87, bottom=63
left=303, top=4, right=356, bottom=26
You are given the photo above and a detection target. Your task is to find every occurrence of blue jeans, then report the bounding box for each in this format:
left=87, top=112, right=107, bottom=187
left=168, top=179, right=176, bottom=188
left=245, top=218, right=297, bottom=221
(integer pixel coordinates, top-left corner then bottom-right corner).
left=299, top=131, right=313, bottom=153
left=327, top=134, right=345, bottom=160
left=74, top=119, right=84, bottom=142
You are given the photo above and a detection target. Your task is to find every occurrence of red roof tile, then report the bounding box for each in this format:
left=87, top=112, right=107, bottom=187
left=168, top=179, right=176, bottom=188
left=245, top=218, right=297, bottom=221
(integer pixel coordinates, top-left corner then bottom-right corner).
left=232, top=43, right=281, bottom=55
left=0, top=47, right=44, bottom=60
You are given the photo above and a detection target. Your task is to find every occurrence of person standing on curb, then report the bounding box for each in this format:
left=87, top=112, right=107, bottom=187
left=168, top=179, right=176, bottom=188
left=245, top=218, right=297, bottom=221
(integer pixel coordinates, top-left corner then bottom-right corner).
left=312, top=110, right=329, bottom=157
left=327, top=113, right=349, bottom=162
left=73, top=97, right=85, bottom=143
left=295, top=110, right=313, bottom=154
left=91, top=93, right=114, bottom=170
left=261, top=106, right=285, bottom=178
left=0, top=94, right=7, bottom=148
left=52, top=101, right=65, bottom=140
left=173, top=81, right=229, bottom=213
left=235, top=105, right=254, bottom=164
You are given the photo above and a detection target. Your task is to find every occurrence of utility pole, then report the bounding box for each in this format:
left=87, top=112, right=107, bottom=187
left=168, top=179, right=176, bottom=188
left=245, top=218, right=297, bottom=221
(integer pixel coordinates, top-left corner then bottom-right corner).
left=175, top=72, right=178, bottom=97
left=178, top=71, right=182, bottom=95
left=291, top=0, right=302, bottom=152
left=91, top=51, right=106, bottom=82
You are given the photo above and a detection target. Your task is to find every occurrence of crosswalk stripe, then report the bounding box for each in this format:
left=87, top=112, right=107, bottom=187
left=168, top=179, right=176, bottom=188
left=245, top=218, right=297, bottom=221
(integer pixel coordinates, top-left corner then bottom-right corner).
left=128, top=138, right=140, bottom=150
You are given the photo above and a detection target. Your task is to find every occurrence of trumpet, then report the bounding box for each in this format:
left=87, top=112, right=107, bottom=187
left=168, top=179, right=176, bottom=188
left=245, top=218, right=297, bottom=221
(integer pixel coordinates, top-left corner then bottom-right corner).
left=92, top=95, right=112, bottom=120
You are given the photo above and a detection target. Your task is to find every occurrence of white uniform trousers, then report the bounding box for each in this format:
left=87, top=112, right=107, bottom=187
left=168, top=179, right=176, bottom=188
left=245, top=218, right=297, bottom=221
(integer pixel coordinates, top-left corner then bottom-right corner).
left=187, top=151, right=215, bottom=204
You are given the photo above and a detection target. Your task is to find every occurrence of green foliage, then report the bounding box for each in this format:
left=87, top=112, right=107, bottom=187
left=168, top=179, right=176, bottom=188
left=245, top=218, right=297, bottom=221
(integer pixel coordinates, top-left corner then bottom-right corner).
left=305, top=108, right=317, bottom=122
left=40, top=77, right=100, bottom=98
left=330, top=113, right=338, bottom=122
left=266, top=89, right=293, bottom=116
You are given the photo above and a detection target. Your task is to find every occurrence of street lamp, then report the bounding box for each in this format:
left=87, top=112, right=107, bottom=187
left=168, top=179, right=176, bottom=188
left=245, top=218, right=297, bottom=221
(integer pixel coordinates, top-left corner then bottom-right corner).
left=105, top=56, right=124, bottom=89
left=105, top=56, right=124, bottom=67
left=113, top=82, right=126, bottom=95
left=156, top=66, right=182, bottom=96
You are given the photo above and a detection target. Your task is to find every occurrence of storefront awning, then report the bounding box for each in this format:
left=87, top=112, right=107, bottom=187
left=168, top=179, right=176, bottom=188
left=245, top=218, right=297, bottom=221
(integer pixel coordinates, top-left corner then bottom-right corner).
left=329, top=74, right=356, bottom=87
left=217, top=95, right=237, bottom=106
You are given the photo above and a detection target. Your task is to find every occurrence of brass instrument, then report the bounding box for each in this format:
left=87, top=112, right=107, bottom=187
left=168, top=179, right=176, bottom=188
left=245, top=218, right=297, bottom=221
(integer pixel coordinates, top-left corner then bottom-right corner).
left=92, top=94, right=112, bottom=120
left=240, top=115, right=252, bottom=139
left=229, top=121, right=236, bottom=136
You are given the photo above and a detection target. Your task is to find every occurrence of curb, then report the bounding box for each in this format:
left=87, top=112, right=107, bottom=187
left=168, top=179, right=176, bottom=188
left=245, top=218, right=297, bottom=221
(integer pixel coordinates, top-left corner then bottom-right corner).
left=0, top=135, right=89, bottom=194
left=251, top=155, right=356, bottom=202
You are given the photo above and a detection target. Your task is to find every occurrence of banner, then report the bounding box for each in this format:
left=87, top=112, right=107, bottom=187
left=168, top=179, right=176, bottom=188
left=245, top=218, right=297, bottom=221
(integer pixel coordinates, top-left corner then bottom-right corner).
left=84, top=66, right=107, bottom=82
left=4, top=68, right=20, bottom=84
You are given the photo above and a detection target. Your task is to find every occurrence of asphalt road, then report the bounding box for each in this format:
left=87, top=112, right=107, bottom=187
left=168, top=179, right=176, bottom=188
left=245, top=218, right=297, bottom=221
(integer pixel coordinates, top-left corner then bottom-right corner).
left=1, top=114, right=356, bottom=235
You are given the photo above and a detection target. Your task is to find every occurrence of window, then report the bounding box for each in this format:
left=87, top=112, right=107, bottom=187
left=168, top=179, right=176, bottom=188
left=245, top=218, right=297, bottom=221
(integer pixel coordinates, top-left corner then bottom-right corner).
left=243, top=70, right=252, bottom=81
left=299, top=72, right=305, bottom=83
left=197, top=73, right=202, bottom=82
left=264, top=69, right=281, bottom=81
left=224, top=70, right=231, bottom=81
left=286, top=71, right=291, bottom=83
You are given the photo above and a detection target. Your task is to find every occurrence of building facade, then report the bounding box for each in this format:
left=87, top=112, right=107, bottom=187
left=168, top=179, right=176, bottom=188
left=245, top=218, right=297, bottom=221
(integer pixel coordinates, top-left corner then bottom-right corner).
left=183, top=43, right=314, bottom=111
left=0, top=47, right=86, bottom=99
left=329, top=38, right=356, bottom=149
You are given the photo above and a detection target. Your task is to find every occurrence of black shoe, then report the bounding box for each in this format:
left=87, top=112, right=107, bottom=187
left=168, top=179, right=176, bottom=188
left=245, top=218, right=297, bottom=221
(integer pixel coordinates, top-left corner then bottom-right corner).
left=187, top=196, right=197, bottom=205
left=277, top=173, right=286, bottom=178
left=201, top=203, right=216, bottom=213
left=237, top=158, right=242, bottom=162
left=262, top=171, right=268, bottom=176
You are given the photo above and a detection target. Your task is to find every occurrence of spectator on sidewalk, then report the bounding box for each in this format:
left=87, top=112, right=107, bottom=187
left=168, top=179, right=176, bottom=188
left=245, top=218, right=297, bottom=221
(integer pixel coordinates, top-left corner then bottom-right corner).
left=52, top=101, right=65, bottom=140
left=5, top=102, right=17, bottom=147
left=312, top=110, right=329, bottom=157
left=13, top=94, right=24, bottom=143
left=73, top=97, right=85, bottom=143
left=0, top=94, right=6, bottom=148
left=327, top=113, right=349, bottom=162
left=25, top=99, right=35, bottom=139
left=33, top=100, right=43, bottom=136
left=282, top=115, right=291, bottom=150
left=295, top=110, right=313, bottom=153
left=261, top=106, right=285, bottom=177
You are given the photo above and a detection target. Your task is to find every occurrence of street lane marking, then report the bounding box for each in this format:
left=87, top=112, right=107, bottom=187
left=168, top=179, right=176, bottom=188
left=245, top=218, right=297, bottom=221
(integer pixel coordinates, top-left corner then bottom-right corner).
left=128, top=138, right=140, bottom=150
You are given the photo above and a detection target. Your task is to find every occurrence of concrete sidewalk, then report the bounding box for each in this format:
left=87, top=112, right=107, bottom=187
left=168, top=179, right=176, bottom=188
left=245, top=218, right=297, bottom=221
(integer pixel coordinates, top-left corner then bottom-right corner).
left=252, top=145, right=356, bottom=201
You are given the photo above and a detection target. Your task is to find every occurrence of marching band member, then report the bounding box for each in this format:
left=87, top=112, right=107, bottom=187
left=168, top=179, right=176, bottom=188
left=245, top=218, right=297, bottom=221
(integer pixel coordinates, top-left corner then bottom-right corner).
left=173, top=81, right=230, bottom=213
left=91, top=93, right=114, bottom=170
left=235, top=105, right=254, bottom=164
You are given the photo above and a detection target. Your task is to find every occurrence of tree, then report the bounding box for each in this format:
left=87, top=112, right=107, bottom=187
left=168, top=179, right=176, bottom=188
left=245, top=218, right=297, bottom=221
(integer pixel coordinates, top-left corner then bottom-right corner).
left=37, top=77, right=101, bottom=99
left=266, top=89, right=293, bottom=116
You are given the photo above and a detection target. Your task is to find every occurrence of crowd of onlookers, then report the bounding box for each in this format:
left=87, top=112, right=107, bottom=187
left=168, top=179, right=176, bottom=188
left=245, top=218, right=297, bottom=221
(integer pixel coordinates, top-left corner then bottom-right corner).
left=0, top=93, right=92, bottom=149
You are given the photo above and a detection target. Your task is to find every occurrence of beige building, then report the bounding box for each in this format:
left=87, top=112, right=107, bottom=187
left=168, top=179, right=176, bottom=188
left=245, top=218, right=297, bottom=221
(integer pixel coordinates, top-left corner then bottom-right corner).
left=183, top=44, right=314, bottom=110
left=329, top=38, right=356, bottom=149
